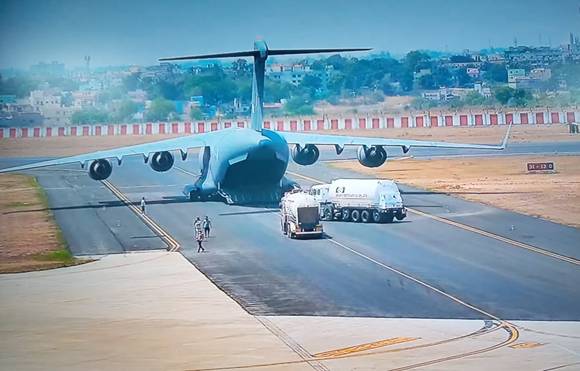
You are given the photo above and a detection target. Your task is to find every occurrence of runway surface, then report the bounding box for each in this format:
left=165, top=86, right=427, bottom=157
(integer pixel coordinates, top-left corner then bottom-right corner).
left=1, top=141, right=579, bottom=321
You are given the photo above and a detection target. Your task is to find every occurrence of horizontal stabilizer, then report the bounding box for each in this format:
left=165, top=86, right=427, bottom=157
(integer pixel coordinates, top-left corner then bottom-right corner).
left=160, top=48, right=371, bottom=61
left=269, top=48, right=371, bottom=55
left=159, top=50, right=258, bottom=61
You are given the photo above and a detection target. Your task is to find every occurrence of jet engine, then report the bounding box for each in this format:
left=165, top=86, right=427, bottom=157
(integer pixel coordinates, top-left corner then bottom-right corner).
left=357, top=145, right=387, bottom=168
left=291, top=144, right=319, bottom=166
left=88, top=159, right=113, bottom=180
left=150, top=151, right=175, bottom=172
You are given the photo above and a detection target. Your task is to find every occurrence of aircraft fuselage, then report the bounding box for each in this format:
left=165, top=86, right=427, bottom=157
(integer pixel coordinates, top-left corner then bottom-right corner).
left=185, top=128, right=293, bottom=203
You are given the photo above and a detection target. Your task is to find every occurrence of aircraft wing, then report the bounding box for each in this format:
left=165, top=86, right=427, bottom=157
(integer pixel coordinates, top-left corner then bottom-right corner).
left=0, top=131, right=222, bottom=173
left=276, top=122, right=511, bottom=153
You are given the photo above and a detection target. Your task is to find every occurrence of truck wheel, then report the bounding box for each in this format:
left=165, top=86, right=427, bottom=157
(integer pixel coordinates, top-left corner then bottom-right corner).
left=341, top=208, right=350, bottom=221
left=361, top=210, right=371, bottom=223
left=351, top=209, right=361, bottom=222
left=324, top=208, right=333, bottom=221
left=383, top=215, right=394, bottom=223
left=395, top=213, right=406, bottom=221
left=287, top=224, right=294, bottom=238
left=372, top=210, right=382, bottom=223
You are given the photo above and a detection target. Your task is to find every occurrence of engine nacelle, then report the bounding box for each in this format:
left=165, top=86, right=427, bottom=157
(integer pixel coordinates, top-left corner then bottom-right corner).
left=291, top=144, right=320, bottom=166
left=357, top=145, right=387, bottom=168
left=150, top=151, right=174, bottom=172
left=88, top=159, right=112, bottom=180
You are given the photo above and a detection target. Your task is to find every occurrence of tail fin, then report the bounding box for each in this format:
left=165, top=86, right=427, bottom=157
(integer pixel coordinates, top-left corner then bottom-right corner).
left=160, top=41, right=371, bottom=131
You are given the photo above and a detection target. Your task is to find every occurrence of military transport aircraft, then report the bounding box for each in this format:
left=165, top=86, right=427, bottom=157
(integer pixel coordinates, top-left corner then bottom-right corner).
left=0, top=40, right=511, bottom=204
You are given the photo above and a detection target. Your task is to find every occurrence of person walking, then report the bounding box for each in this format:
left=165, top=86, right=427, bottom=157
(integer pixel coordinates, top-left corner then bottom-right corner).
left=194, top=216, right=202, bottom=232
left=196, top=228, right=205, bottom=253
left=140, top=197, right=146, bottom=214
left=203, top=216, right=212, bottom=238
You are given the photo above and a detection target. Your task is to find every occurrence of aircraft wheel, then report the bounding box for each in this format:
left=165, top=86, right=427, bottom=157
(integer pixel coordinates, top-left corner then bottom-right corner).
left=361, top=210, right=371, bottom=223
left=341, top=209, right=350, bottom=222
left=189, top=191, right=201, bottom=201
left=351, top=209, right=361, bottom=222
left=372, top=210, right=382, bottom=223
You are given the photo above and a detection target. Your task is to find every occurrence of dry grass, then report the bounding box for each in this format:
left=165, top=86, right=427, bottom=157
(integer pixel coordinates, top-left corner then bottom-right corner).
left=317, top=124, right=580, bottom=144
left=331, top=156, right=580, bottom=228
left=315, top=96, right=415, bottom=114
left=0, top=174, right=84, bottom=273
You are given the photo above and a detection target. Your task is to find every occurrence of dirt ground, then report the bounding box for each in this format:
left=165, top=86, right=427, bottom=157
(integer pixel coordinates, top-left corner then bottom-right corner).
left=0, top=174, right=81, bottom=273
left=0, top=125, right=578, bottom=158
left=315, top=96, right=414, bottom=114
left=317, top=123, right=580, bottom=144
left=331, top=156, right=580, bottom=228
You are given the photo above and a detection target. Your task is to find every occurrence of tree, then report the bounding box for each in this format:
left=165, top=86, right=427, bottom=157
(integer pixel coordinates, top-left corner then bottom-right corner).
left=189, top=106, right=204, bottom=120
left=310, top=60, right=326, bottom=71
left=419, top=74, right=436, bottom=89
left=114, top=100, right=140, bottom=122
left=432, top=67, right=452, bottom=87
left=326, top=54, right=349, bottom=70
left=494, top=86, right=514, bottom=105
left=510, top=88, right=533, bottom=107
left=0, top=76, right=38, bottom=98
left=232, top=59, right=250, bottom=77
left=300, top=75, right=323, bottom=99
left=463, top=91, right=486, bottom=106
left=284, top=96, right=314, bottom=115
left=494, top=86, right=533, bottom=107
left=123, top=73, right=141, bottom=91
left=404, top=51, right=431, bottom=72
left=154, top=80, right=183, bottom=100
left=146, top=98, right=175, bottom=121
left=485, top=64, right=508, bottom=83
left=71, top=108, right=110, bottom=124
left=453, top=69, right=472, bottom=87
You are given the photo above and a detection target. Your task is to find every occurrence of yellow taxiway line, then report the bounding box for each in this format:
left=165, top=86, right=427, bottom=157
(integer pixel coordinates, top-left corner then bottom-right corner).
left=286, top=170, right=579, bottom=266
left=101, top=179, right=180, bottom=252
left=314, top=337, right=418, bottom=359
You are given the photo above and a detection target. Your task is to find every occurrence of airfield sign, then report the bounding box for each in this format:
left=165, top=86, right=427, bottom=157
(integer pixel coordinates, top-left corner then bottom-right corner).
left=527, top=162, right=555, bottom=173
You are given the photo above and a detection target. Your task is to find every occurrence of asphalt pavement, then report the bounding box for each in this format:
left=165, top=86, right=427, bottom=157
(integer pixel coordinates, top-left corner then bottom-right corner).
left=1, top=141, right=579, bottom=321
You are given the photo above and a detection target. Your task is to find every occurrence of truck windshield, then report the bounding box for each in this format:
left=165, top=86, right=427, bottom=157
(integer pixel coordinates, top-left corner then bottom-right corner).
left=298, top=207, right=319, bottom=225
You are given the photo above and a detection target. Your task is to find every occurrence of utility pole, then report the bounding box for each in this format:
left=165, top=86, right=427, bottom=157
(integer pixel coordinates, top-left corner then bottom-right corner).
left=84, top=55, right=91, bottom=76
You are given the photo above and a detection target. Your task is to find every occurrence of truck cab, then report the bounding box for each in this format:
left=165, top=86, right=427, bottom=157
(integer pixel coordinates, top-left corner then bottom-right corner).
left=280, top=190, right=324, bottom=239
left=310, top=184, right=330, bottom=203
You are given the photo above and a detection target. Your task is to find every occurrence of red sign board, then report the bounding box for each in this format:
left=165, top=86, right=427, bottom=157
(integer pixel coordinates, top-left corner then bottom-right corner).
left=527, top=162, right=555, bottom=172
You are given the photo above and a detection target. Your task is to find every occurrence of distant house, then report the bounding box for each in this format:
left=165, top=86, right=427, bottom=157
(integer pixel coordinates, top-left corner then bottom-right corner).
left=0, top=104, right=44, bottom=127
left=466, top=68, right=480, bottom=78
left=267, top=63, right=311, bottom=85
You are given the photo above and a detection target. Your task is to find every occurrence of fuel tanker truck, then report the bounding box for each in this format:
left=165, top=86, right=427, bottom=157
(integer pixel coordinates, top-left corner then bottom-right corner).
left=280, top=190, right=324, bottom=239
left=310, top=179, right=406, bottom=223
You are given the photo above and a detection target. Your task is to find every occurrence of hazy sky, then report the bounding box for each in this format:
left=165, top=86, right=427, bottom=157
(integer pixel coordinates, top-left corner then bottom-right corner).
left=1, top=0, right=579, bottom=68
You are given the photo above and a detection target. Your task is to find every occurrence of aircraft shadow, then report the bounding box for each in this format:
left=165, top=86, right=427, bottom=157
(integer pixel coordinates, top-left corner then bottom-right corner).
left=3, top=196, right=282, bottom=215
left=3, top=196, right=193, bottom=214
left=219, top=209, right=279, bottom=216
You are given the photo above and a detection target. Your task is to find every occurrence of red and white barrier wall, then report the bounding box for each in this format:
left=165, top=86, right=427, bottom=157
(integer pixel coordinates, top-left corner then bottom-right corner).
left=0, top=110, right=578, bottom=139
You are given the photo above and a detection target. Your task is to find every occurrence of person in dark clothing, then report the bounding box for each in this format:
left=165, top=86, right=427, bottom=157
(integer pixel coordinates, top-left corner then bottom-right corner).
left=196, top=229, right=205, bottom=253
left=203, top=216, right=212, bottom=238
